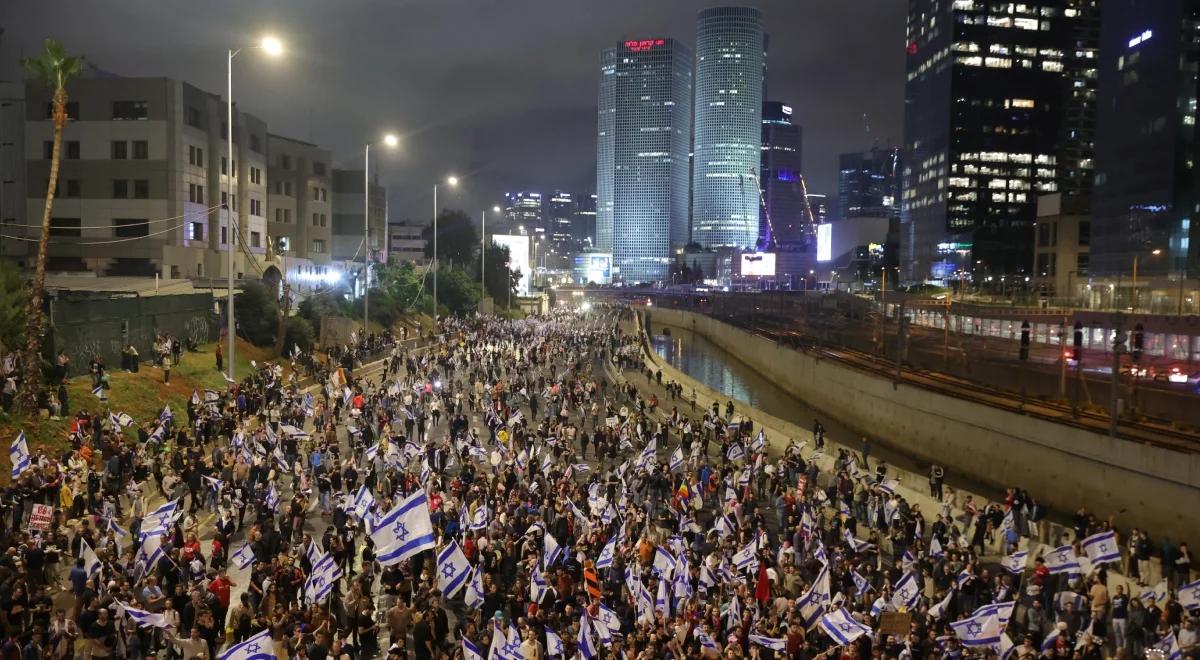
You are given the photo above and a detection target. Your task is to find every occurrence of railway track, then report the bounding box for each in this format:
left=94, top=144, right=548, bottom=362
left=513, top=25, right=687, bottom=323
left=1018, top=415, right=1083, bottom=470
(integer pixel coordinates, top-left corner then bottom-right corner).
left=738, top=320, right=1200, bottom=453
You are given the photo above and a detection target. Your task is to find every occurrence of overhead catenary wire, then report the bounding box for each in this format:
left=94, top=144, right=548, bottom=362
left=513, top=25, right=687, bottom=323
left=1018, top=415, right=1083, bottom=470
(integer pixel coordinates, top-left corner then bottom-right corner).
left=0, top=219, right=188, bottom=245
left=1, top=204, right=222, bottom=230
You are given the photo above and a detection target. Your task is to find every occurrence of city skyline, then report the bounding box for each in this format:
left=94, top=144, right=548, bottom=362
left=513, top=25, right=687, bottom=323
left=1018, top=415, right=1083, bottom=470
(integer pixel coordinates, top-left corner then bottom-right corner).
left=0, top=0, right=906, bottom=224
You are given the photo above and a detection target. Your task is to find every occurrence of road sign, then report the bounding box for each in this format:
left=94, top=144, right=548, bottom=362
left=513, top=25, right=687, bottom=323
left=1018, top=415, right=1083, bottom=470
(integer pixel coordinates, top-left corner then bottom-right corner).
left=28, top=504, right=53, bottom=531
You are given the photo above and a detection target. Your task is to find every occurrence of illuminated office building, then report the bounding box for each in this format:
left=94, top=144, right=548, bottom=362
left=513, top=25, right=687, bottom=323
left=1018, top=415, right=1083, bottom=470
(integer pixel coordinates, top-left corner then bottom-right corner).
left=692, top=6, right=767, bottom=249
left=760, top=101, right=805, bottom=246
left=596, top=38, right=692, bottom=283
left=901, top=0, right=1097, bottom=282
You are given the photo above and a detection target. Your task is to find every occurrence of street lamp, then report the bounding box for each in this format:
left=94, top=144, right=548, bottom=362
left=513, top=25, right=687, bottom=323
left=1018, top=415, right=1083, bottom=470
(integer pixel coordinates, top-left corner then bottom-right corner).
left=432, top=175, right=459, bottom=319
left=1131, top=248, right=1163, bottom=313
left=363, top=132, right=398, bottom=335
left=226, top=34, right=283, bottom=383
left=481, top=205, right=501, bottom=298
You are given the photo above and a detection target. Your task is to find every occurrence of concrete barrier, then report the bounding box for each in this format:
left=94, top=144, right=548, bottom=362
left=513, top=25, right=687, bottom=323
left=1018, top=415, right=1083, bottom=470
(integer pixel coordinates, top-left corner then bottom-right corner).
left=646, top=307, right=1200, bottom=545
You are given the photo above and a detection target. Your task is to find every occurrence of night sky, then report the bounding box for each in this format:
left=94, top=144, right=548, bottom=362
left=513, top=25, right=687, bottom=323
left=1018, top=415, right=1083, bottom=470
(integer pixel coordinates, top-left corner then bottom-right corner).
left=1, top=0, right=905, bottom=225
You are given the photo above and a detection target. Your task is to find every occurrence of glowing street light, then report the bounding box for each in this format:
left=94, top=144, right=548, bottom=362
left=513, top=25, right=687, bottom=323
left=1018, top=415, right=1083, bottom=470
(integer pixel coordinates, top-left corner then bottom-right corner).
left=363, top=132, right=400, bottom=331
left=433, top=175, right=460, bottom=318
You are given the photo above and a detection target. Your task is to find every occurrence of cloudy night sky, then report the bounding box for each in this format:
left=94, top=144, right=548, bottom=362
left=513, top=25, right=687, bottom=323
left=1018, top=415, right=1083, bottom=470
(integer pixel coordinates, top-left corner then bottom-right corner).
left=1, top=0, right=905, bottom=224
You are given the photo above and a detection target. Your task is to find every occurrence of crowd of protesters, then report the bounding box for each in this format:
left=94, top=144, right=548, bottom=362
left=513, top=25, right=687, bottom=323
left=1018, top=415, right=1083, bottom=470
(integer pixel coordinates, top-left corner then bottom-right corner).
left=0, top=304, right=1192, bottom=660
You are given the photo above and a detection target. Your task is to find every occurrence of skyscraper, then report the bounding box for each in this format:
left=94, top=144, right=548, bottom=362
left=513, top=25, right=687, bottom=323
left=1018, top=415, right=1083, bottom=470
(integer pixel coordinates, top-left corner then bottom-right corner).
left=692, top=7, right=766, bottom=250
left=595, top=48, right=616, bottom=253
left=759, top=101, right=805, bottom=246
left=597, top=38, right=693, bottom=283
left=572, top=193, right=597, bottom=247
left=1090, top=0, right=1199, bottom=279
left=838, top=147, right=901, bottom=220
left=901, top=0, right=1096, bottom=282
left=503, top=192, right=544, bottom=235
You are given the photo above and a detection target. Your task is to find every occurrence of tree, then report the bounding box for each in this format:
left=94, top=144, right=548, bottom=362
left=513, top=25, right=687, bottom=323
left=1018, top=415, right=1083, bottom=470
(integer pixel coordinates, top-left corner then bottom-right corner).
left=236, top=281, right=281, bottom=346
left=479, top=243, right=519, bottom=305
left=422, top=210, right=479, bottom=269
left=0, top=261, right=27, bottom=353
left=371, top=258, right=430, bottom=325
left=297, top=291, right=351, bottom=332
left=16, top=39, right=83, bottom=412
left=429, top=267, right=480, bottom=317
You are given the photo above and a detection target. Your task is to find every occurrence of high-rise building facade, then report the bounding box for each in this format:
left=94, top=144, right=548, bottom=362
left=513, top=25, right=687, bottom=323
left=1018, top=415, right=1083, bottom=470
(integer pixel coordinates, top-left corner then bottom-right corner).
left=598, top=38, right=693, bottom=283
left=595, top=49, right=617, bottom=253
left=266, top=134, right=334, bottom=289
left=503, top=192, right=544, bottom=236
left=901, top=0, right=1094, bottom=282
left=331, top=168, right=386, bottom=264
left=692, top=7, right=766, bottom=249
left=573, top=193, right=597, bottom=248
left=1090, top=0, right=1200, bottom=278
left=838, top=147, right=902, bottom=220
left=759, top=101, right=805, bottom=247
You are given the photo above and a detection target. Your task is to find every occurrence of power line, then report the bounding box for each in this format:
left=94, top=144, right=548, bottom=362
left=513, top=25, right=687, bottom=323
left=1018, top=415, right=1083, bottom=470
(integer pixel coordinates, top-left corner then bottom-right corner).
left=2, top=204, right=221, bottom=230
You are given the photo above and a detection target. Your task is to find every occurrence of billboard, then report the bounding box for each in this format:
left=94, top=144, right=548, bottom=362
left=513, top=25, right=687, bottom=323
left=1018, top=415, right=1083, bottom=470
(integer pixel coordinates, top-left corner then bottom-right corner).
left=573, top=253, right=612, bottom=285
left=739, top=252, right=776, bottom=277
left=493, top=234, right=531, bottom=295
left=817, top=223, right=832, bottom=262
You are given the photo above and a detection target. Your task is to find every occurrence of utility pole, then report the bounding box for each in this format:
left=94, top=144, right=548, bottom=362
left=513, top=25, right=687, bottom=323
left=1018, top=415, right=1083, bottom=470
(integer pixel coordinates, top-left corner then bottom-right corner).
left=1058, top=318, right=1067, bottom=399
left=894, top=301, right=907, bottom=386
left=1019, top=320, right=1030, bottom=411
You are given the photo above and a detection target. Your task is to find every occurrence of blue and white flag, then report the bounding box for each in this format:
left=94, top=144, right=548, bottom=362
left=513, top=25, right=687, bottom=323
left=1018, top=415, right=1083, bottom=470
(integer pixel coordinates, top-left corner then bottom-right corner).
left=80, top=538, right=102, bottom=577
left=726, top=443, right=744, bottom=461
left=202, top=474, right=222, bottom=492
left=264, top=484, right=280, bottom=512
left=751, top=429, right=765, bottom=452
left=891, top=571, right=921, bottom=610
left=749, top=634, right=787, bottom=652
left=732, top=539, right=758, bottom=572
left=232, top=543, right=256, bottom=570
left=1153, top=632, right=1183, bottom=660
left=851, top=570, right=872, bottom=595
left=928, top=588, right=955, bottom=620
left=1178, top=578, right=1200, bottom=612
left=110, top=411, right=135, bottom=428
left=929, top=536, right=945, bottom=558
left=364, top=443, right=380, bottom=463
left=218, top=628, right=274, bottom=660
left=461, top=638, right=484, bottom=660
left=372, top=488, right=437, bottom=566
left=652, top=545, right=676, bottom=578
left=694, top=628, right=721, bottom=655
left=92, top=384, right=107, bottom=400
left=464, top=568, right=485, bottom=609
left=669, top=447, right=684, bottom=472
left=577, top=615, right=598, bottom=660
left=725, top=594, right=742, bottom=630
left=597, top=604, right=621, bottom=640
left=972, top=601, right=1015, bottom=627
left=470, top=505, right=490, bottom=531
left=544, top=627, right=564, bottom=658
left=543, top=532, right=564, bottom=569
left=487, top=623, right=511, bottom=660
left=1081, top=530, right=1120, bottom=565
left=159, top=405, right=173, bottom=423
left=350, top=485, right=375, bottom=520
left=1042, top=545, right=1080, bottom=574
left=818, top=608, right=872, bottom=646
left=949, top=612, right=1002, bottom=648
left=596, top=535, right=618, bottom=570
left=1000, top=550, right=1028, bottom=574
left=436, top=541, right=472, bottom=598
left=272, top=447, right=290, bottom=474
left=1140, top=579, right=1168, bottom=605
left=714, top=514, right=735, bottom=539
left=118, top=602, right=168, bottom=629
left=136, top=534, right=164, bottom=573
left=655, top=578, right=670, bottom=617
left=9, top=431, right=30, bottom=479
left=101, top=516, right=129, bottom=540
left=1040, top=627, right=1062, bottom=654
left=305, top=553, right=343, bottom=604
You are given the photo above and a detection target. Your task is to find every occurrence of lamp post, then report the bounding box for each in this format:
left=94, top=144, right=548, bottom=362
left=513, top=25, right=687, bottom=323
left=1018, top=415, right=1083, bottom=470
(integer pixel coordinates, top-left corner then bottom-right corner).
left=432, top=176, right=458, bottom=319
left=481, top=205, right=500, bottom=299
left=226, top=35, right=283, bottom=383
left=363, top=133, right=398, bottom=334
left=1131, top=248, right=1162, bottom=314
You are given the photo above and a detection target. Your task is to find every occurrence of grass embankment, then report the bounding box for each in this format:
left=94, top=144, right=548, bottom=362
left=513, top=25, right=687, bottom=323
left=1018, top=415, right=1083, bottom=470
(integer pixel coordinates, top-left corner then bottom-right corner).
left=0, top=339, right=275, bottom=480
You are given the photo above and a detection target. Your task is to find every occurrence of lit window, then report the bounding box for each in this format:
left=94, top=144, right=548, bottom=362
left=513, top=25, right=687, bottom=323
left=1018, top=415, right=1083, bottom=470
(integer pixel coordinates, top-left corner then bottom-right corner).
left=1011, top=98, right=1035, bottom=108
left=1013, top=18, right=1039, bottom=30
left=985, top=57, right=1012, bottom=68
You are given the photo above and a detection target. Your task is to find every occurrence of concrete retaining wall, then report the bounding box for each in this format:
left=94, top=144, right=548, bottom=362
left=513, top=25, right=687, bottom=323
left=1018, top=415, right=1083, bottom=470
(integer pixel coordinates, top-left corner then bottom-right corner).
left=647, top=307, right=1200, bottom=544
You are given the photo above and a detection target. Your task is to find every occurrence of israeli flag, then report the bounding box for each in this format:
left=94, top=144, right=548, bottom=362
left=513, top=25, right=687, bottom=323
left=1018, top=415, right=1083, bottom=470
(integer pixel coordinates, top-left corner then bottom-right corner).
left=364, top=443, right=380, bottom=463
left=1042, top=545, right=1081, bottom=574
left=217, top=628, right=274, bottom=660
left=101, top=516, right=129, bottom=540
left=118, top=601, right=168, bottom=629
left=202, top=474, right=222, bottom=492
left=350, top=485, right=375, bottom=520
left=1152, top=632, right=1183, bottom=660
left=272, top=447, right=290, bottom=474
left=110, top=412, right=135, bottom=428
left=695, top=628, right=722, bottom=655
left=818, top=607, right=872, bottom=646
left=929, top=536, right=944, bottom=558
left=372, top=488, right=437, bottom=566
left=232, top=543, right=256, bottom=570
left=596, top=535, right=618, bottom=570
left=1040, top=627, right=1062, bottom=653
left=726, top=443, right=744, bottom=461
left=1140, top=579, right=1168, bottom=605
left=1178, top=578, right=1200, bottom=612
left=159, top=405, right=172, bottom=423
left=714, top=515, right=735, bottom=539
left=505, top=624, right=523, bottom=660
left=92, top=384, right=107, bottom=400
left=9, top=431, right=30, bottom=479
left=669, top=447, right=684, bottom=472
left=851, top=570, right=872, bottom=595
left=264, top=484, right=280, bottom=512
left=461, top=638, right=484, bottom=660
left=597, top=604, right=621, bottom=639
left=304, top=553, right=343, bottom=604
left=136, top=534, right=164, bottom=573
left=577, top=616, right=598, bottom=660
left=531, top=564, right=549, bottom=604
left=1082, top=530, right=1121, bottom=565
left=955, top=568, right=976, bottom=589
left=470, top=505, right=489, bottom=531
left=732, top=539, right=758, bottom=572
left=928, top=588, right=955, bottom=620
left=436, top=541, right=472, bottom=598
left=543, top=533, right=564, bottom=569
left=1000, top=550, right=1028, bottom=574
left=949, top=611, right=1001, bottom=647
left=652, top=545, right=676, bottom=578
left=891, top=571, right=921, bottom=610
left=80, top=538, right=103, bottom=577
left=655, top=578, right=670, bottom=617
left=749, top=634, right=787, bottom=652
left=725, top=594, right=742, bottom=631
left=544, top=627, right=564, bottom=658
left=751, top=430, right=765, bottom=452
left=464, top=568, right=485, bottom=609
left=699, top=564, right=717, bottom=592
left=877, top=478, right=900, bottom=495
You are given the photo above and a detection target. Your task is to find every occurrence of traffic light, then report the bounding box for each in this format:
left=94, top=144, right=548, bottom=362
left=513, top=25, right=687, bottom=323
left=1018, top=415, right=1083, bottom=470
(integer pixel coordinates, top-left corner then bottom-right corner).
left=1132, top=323, right=1145, bottom=361
left=1020, top=320, right=1031, bottom=361
left=1073, top=321, right=1083, bottom=362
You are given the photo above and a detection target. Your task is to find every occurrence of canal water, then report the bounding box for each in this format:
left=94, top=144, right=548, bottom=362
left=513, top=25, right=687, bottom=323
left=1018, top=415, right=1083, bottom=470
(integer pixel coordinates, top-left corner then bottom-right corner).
left=649, top=324, right=1003, bottom=502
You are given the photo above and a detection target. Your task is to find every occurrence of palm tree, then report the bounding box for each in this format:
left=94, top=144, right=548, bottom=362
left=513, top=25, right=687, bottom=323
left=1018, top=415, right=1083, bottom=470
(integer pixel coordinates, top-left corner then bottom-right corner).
left=15, top=39, right=83, bottom=413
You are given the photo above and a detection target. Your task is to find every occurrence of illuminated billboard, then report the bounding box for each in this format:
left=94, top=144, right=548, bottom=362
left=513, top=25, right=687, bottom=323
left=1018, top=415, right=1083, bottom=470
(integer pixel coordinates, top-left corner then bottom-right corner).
left=493, top=234, right=531, bottom=295
left=739, top=252, right=776, bottom=277
left=817, top=223, right=832, bottom=261
left=573, top=253, right=612, bottom=285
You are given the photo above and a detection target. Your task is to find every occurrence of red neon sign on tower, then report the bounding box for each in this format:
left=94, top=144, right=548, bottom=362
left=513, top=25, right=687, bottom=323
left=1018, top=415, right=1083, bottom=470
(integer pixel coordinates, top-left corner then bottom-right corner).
left=625, top=38, right=666, bottom=52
